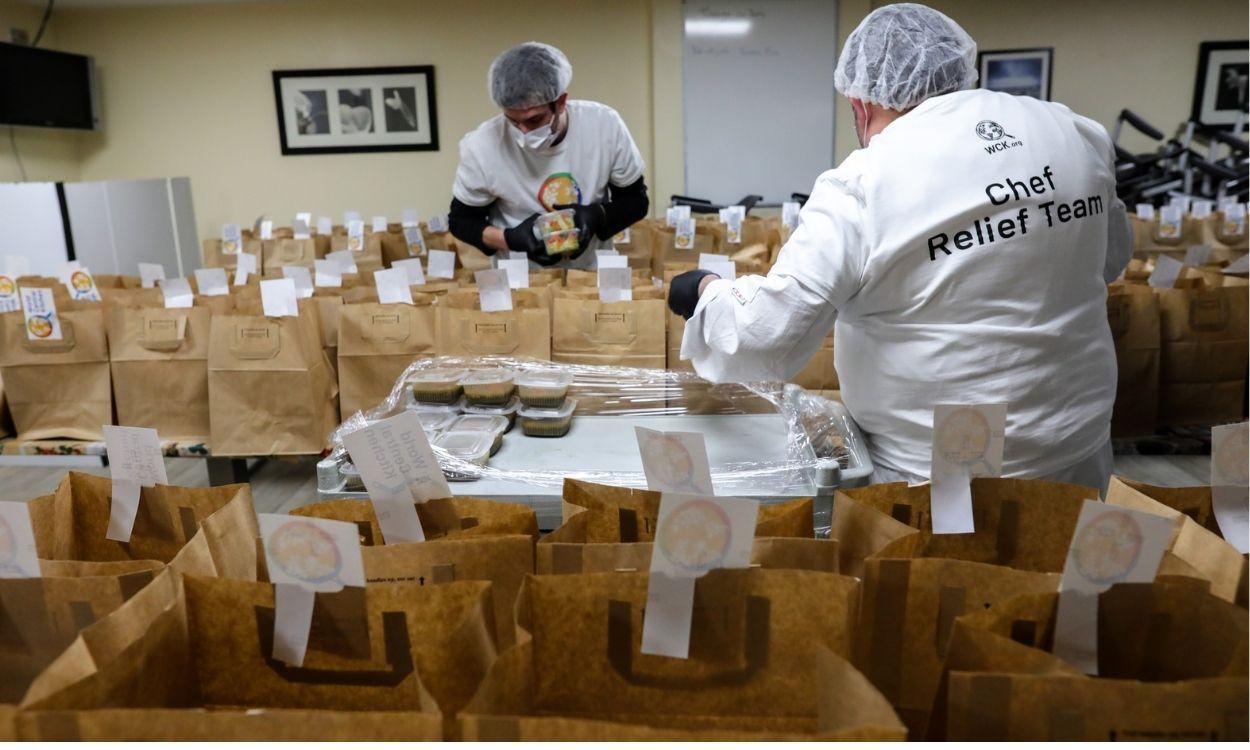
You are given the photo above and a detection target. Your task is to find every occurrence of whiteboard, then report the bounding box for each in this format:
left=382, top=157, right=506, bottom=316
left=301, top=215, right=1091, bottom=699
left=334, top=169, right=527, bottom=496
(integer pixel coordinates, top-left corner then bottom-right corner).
left=683, top=0, right=838, bottom=205
left=65, top=177, right=199, bottom=277
left=0, top=182, right=69, bottom=277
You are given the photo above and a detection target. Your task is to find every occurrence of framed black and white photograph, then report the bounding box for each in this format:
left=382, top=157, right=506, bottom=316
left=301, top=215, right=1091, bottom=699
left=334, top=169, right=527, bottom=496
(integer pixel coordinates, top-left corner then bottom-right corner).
left=1191, top=40, right=1249, bottom=129
left=272, top=66, right=438, bottom=155
left=977, top=48, right=1053, bottom=101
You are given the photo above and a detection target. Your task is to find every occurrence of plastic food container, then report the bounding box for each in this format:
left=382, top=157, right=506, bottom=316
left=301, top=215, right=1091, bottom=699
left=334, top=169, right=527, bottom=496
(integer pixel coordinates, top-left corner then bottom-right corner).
left=339, top=461, right=366, bottom=492
left=460, top=369, right=516, bottom=406
left=408, top=368, right=466, bottom=404
left=449, top=415, right=509, bottom=456
left=463, top=396, right=521, bottom=432
left=515, top=369, right=574, bottom=409
left=542, top=229, right=581, bottom=256
left=433, top=430, right=494, bottom=481
left=535, top=208, right=576, bottom=236
left=414, top=411, right=457, bottom=435
left=407, top=395, right=465, bottom=416
left=518, top=398, right=577, bottom=438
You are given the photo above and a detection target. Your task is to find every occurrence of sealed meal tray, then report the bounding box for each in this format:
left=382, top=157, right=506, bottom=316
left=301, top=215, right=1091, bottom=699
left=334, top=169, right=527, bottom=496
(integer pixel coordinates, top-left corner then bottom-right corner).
left=543, top=229, right=581, bottom=256
left=407, top=394, right=465, bottom=416
left=414, top=411, right=458, bottom=435
left=450, top=414, right=508, bottom=456
left=408, top=368, right=466, bottom=404
left=433, top=430, right=494, bottom=480
left=514, top=369, right=574, bottom=409
left=338, top=461, right=366, bottom=492
left=534, top=208, right=576, bottom=236
left=518, top=398, right=577, bottom=438
left=462, top=396, right=520, bottom=432
left=460, top=368, right=516, bottom=406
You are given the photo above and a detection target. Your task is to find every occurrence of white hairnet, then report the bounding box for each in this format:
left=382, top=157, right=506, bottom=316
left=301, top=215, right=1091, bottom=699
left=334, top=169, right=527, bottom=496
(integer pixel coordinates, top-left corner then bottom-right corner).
left=834, top=3, right=978, bottom=111
left=488, top=42, right=573, bottom=109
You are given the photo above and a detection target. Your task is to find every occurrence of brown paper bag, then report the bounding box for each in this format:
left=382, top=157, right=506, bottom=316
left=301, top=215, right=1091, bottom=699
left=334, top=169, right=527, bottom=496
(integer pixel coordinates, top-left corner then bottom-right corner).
left=537, top=534, right=837, bottom=575
left=855, top=556, right=1059, bottom=735
left=0, top=302, right=112, bottom=441
left=1106, top=476, right=1246, bottom=604
left=1156, top=283, right=1248, bottom=425
left=650, top=223, right=719, bottom=277
left=17, top=708, right=442, bottom=741
left=791, top=332, right=839, bottom=391
left=934, top=582, right=1248, bottom=740
left=550, top=286, right=666, bottom=369
left=207, top=298, right=339, bottom=455
left=434, top=289, right=551, bottom=360
left=1106, top=284, right=1160, bottom=436
left=262, top=237, right=317, bottom=270
left=202, top=238, right=263, bottom=273
left=563, top=268, right=652, bottom=288
left=337, top=297, right=437, bottom=419
left=292, top=497, right=536, bottom=648
left=1204, top=210, right=1250, bottom=254
left=1129, top=214, right=1205, bottom=255
left=460, top=568, right=904, bottom=740
left=106, top=304, right=212, bottom=442
left=330, top=234, right=384, bottom=277
left=609, top=219, right=655, bottom=272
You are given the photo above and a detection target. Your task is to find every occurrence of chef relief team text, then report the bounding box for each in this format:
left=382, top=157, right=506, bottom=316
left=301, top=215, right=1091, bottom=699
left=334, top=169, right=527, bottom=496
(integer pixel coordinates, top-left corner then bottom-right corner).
left=927, top=165, right=1105, bottom=261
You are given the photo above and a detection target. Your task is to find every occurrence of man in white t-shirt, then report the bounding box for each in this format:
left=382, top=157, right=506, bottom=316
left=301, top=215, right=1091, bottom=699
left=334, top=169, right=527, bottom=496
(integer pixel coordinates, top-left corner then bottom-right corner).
left=449, top=42, right=649, bottom=268
left=669, top=4, right=1131, bottom=492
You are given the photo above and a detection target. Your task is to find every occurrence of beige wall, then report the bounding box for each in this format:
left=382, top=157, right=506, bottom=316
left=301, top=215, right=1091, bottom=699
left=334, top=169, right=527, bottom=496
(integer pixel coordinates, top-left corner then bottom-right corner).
left=2, top=0, right=1245, bottom=241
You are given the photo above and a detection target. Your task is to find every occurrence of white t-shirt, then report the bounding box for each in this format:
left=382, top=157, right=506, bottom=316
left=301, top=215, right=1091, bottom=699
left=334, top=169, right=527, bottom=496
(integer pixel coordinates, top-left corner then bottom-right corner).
left=682, top=89, right=1132, bottom=480
left=452, top=99, right=645, bottom=267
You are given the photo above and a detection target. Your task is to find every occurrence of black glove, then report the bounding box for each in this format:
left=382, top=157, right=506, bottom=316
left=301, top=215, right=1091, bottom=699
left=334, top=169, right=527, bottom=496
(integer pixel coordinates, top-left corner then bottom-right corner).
left=503, top=213, right=558, bottom=266
left=555, top=202, right=606, bottom=252
left=668, top=269, right=718, bottom=320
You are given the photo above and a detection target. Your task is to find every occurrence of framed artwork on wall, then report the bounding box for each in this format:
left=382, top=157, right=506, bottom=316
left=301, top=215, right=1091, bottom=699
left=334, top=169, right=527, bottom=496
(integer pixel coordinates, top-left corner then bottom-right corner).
left=977, top=48, right=1053, bottom=101
left=1191, top=41, right=1249, bottom=129
left=272, top=65, right=439, bottom=155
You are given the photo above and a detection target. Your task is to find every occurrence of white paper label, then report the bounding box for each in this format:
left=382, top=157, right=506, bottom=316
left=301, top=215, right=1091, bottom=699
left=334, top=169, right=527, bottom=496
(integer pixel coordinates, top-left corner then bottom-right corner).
left=103, top=425, right=168, bottom=543
left=295, top=212, right=312, bottom=227
left=0, top=275, right=19, bottom=313
left=281, top=266, right=314, bottom=299
left=375, top=268, right=414, bottom=305
left=1211, top=421, right=1249, bottom=554
left=674, top=218, right=695, bottom=250
left=401, top=209, right=419, bottom=228
left=1222, top=204, right=1246, bottom=236
left=292, top=218, right=311, bottom=240
left=64, top=267, right=102, bottom=302
left=1191, top=199, right=1213, bottom=219
left=260, top=278, right=300, bottom=318
left=343, top=210, right=361, bottom=225
left=1052, top=500, right=1172, bottom=674
left=195, top=268, right=229, bottom=296
left=596, top=252, right=629, bottom=269
left=427, top=250, right=456, bottom=279
left=1135, top=203, right=1155, bottom=221
left=20, top=287, right=62, bottom=341
left=665, top=205, right=691, bottom=227
left=475, top=269, right=513, bottom=312
left=930, top=403, right=1007, bottom=534
left=392, top=258, right=426, bottom=286
left=341, top=411, right=454, bottom=543
left=699, top=253, right=735, bottom=280
left=1147, top=255, right=1184, bottom=289
left=327, top=250, right=358, bottom=274
left=0, top=501, right=41, bottom=578
left=403, top=226, right=426, bottom=257
left=782, top=201, right=801, bottom=229
left=316, top=216, right=333, bottom=236
left=1157, top=206, right=1183, bottom=239
left=598, top=267, right=633, bottom=303
left=497, top=258, right=530, bottom=289
left=635, top=426, right=715, bottom=495
left=313, top=259, right=342, bottom=287
left=1169, top=196, right=1190, bottom=214
left=138, top=263, right=166, bottom=289
left=614, top=227, right=631, bottom=244
left=426, top=214, right=449, bottom=233
left=1224, top=254, right=1250, bottom=275
left=640, top=493, right=759, bottom=658
left=160, top=278, right=194, bottom=308
left=719, top=207, right=743, bottom=244
left=371, top=216, right=388, bottom=234
left=233, top=252, right=258, bottom=286
left=221, top=224, right=242, bottom=254
left=1184, top=244, right=1213, bottom=267
left=260, top=220, right=274, bottom=240
left=346, top=220, right=365, bottom=253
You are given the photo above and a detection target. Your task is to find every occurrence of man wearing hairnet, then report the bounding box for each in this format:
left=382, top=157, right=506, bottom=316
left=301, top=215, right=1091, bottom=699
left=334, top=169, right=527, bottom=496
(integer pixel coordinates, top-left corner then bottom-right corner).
left=668, top=3, right=1131, bottom=492
left=449, top=42, right=649, bottom=267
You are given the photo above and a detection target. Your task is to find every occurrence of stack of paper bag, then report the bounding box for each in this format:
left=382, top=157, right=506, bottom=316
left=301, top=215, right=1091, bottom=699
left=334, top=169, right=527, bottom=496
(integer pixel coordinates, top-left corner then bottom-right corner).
left=1156, top=283, right=1248, bottom=426
left=932, top=581, right=1247, bottom=740
left=1105, top=284, right=1160, bottom=436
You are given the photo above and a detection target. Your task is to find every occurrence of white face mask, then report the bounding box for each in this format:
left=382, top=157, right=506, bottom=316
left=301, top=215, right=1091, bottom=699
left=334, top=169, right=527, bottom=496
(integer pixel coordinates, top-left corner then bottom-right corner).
left=511, top=111, right=559, bottom=151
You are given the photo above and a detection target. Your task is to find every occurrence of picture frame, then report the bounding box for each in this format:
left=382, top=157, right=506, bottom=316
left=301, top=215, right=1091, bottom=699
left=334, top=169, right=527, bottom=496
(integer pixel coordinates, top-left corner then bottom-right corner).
left=272, top=65, right=439, bottom=155
left=977, top=48, right=1053, bottom=101
left=1190, top=40, right=1249, bottom=130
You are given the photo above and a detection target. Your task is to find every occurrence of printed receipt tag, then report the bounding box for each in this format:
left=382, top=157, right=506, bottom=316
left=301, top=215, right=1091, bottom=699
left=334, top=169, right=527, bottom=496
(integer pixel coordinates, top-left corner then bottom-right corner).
left=194, top=268, right=230, bottom=296
left=258, top=513, right=366, bottom=667
left=635, top=426, right=715, bottom=495
left=341, top=410, right=452, bottom=544
left=929, top=403, right=1007, bottom=534
left=103, top=425, right=168, bottom=543
left=640, top=492, right=759, bottom=658
left=1211, top=421, right=1249, bottom=554
left=1052, top=500, right=1172, bottom=674
left=20, top=287, right=63, bottom=342
left=475, top=269, right=513, bottom=312
left=0, top=501, right=41, bottom=578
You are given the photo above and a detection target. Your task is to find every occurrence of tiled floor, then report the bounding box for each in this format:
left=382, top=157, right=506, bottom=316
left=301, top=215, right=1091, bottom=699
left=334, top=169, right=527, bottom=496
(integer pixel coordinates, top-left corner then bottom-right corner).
left=0, top=453, right=1212, bottom=513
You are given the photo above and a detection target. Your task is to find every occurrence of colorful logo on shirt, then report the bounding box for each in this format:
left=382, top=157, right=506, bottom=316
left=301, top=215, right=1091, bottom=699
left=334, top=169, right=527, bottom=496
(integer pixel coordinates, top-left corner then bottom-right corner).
left=537, top=172, right=582, bottom=211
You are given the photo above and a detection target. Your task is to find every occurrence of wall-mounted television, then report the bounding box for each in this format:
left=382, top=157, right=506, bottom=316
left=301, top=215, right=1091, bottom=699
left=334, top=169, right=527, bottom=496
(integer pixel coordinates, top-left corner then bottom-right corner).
left=0, top=42, right=99, bottom=130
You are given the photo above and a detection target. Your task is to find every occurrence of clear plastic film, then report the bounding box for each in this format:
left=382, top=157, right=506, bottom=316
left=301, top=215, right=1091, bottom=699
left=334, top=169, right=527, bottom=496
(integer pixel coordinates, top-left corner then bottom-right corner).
left=325, top=356, right=873, bottom=530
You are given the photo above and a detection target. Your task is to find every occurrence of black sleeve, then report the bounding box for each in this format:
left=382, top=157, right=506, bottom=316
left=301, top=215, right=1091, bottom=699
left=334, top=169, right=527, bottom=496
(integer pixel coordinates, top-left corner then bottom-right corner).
left=448, top=198, right=496, bottom=255
left=598, top=176, right=650, bottom=240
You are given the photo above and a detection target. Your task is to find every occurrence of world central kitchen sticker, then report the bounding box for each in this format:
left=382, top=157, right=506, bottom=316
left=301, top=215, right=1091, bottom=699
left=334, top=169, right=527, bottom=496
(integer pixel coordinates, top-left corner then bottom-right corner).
left=20, top=287, right=62, bottom=341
